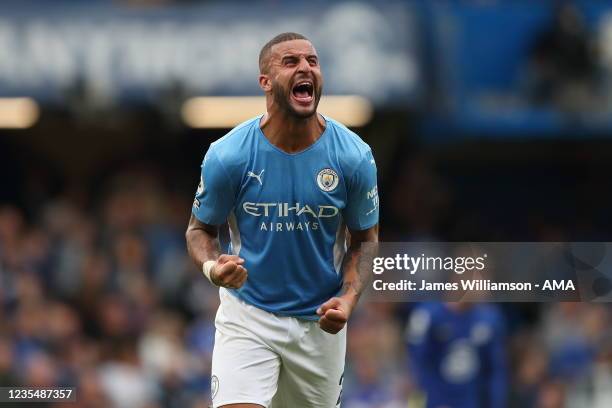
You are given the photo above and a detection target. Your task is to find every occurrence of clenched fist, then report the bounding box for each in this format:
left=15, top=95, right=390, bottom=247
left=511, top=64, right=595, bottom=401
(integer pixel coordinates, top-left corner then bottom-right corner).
left=316, top=296, right=353, bottom=334
left=210, top=254, right=248, bottom=289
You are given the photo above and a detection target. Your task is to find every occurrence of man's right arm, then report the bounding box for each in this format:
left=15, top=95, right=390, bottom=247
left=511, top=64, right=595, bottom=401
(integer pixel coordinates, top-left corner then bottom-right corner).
left=186, top=145, right=247, bottom=288
left=185, top=214, right=247, bottom=288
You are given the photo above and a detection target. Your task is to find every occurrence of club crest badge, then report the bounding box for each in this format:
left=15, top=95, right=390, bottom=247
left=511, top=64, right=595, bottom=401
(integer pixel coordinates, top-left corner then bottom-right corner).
left=317, top=168, right=339, bottom=192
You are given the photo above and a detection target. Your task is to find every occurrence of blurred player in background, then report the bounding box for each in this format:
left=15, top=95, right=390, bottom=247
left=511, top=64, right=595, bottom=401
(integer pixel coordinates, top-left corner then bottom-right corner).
left=406, top=302, right=508, bottom=408
left=185, top=32, right=379, bottom=407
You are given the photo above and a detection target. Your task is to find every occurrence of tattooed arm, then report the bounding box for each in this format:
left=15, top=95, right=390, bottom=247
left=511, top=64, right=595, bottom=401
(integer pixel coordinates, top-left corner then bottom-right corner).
left=316, top=225, right=379, bottom=334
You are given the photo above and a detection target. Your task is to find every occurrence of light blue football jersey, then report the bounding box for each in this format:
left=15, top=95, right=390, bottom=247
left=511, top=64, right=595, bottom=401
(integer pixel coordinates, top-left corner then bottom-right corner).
left=192, top=114, right=379, bottom=319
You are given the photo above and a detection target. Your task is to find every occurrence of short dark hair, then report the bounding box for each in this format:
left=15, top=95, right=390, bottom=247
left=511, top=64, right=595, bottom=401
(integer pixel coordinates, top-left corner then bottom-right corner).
left=259, top=32, right=309, bottom=73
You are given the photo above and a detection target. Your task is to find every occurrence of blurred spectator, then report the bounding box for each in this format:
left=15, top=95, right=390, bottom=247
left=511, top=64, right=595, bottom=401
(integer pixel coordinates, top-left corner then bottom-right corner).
left=97, top=339, right=158, bottom=408
left=526, top=1, right=600, bottom=114
left=344, top=304, right=406, bottom=407
left=540, top=303, right=606, bottom=380
left=536, top=380, right=566, bottom=408
left=0, top=337, right=18, bottom=386
left=567, top=337, right=612, bottom=407
left=510, top=334, right=549, bottom=407
left=406, top=302, right=508, bottom=408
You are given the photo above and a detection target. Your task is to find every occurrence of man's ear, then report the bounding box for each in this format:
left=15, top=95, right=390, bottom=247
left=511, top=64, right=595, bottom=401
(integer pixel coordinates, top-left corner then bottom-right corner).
left=259, top=74, right=272, bottom=92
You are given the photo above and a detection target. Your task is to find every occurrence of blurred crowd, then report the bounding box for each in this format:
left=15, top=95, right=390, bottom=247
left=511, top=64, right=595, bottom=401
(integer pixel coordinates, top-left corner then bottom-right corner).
left=0, top=169, right=217, bottom=408
left=0, top=162, right=610, bottom=408
left=525, top=2, right=601, bottom=116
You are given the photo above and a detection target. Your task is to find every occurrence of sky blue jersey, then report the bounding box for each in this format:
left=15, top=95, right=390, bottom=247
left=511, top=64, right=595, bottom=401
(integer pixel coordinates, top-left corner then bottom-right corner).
left=192, top=115, right=379, bottom=319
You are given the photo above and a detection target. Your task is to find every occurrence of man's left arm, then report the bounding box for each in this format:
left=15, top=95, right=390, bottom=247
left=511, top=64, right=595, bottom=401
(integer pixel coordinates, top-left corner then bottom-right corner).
left=317, top=225, right=379, bottom=334
left=317, top=148, right=379, bottom=334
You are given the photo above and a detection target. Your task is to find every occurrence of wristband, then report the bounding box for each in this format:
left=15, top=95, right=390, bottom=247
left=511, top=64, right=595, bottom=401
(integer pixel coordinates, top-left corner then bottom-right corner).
left=202, top=260, right=217, bottom=285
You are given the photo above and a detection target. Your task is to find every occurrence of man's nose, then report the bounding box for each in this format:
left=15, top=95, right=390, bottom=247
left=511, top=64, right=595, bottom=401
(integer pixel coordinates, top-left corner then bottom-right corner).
left=296, top=56, right=311, bottom=73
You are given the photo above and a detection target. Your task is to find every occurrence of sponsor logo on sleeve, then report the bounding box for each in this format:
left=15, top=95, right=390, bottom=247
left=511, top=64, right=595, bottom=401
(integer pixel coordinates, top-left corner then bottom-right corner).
left=366, top=185, right=379, bottom=215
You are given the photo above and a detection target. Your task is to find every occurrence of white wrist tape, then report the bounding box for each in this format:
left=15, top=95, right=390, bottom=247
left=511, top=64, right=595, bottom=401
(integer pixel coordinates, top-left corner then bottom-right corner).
left=202, top=260, right=217, bottom=285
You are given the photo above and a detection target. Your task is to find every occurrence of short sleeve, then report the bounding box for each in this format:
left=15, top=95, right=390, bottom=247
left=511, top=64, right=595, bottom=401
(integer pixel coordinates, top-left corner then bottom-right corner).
left=191, top=148, right=236, bottom=225
left=344, top=150, right=379, bottom=230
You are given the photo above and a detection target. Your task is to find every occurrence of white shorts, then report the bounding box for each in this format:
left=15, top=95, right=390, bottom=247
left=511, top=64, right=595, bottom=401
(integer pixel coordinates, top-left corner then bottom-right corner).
left=211, top=288, right=346, bottom=408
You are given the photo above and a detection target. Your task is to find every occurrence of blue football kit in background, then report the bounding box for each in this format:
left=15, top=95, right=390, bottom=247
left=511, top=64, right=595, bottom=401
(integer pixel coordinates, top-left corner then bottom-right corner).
left=407, top=302, right=508, bottom=408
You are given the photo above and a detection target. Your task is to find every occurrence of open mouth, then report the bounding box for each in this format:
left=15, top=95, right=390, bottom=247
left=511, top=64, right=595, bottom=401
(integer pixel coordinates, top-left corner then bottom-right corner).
left=291, top=81, right=314, bottom=105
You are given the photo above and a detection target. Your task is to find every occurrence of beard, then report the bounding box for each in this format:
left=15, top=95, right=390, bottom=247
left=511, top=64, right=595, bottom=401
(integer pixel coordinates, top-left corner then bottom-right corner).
left=271, top=80, right=323, bottom=119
